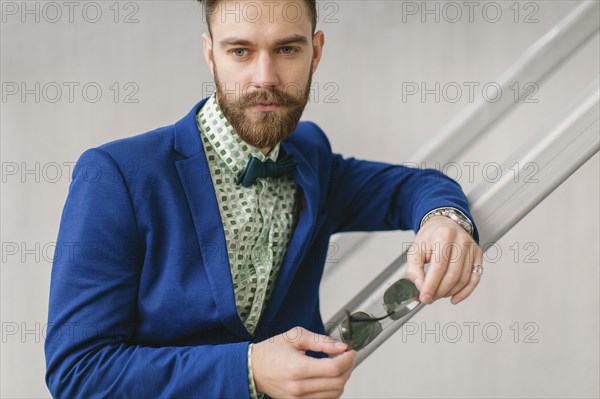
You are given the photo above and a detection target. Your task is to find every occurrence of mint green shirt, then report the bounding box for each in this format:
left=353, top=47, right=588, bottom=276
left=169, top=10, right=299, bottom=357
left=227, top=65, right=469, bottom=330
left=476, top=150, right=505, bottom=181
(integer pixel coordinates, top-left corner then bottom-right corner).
left=196, top=93, right=299, bottom=397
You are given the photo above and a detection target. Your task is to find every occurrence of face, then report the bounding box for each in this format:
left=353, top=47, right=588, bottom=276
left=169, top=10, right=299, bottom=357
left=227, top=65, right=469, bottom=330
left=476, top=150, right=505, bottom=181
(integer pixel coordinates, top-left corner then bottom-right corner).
left=202, top=0, right=325, bottom=150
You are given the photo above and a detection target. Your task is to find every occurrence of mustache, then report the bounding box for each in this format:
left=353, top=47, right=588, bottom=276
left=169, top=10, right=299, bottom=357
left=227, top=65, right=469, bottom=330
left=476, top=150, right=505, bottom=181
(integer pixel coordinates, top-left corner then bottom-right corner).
left=236, top=87, right=305, bottom=108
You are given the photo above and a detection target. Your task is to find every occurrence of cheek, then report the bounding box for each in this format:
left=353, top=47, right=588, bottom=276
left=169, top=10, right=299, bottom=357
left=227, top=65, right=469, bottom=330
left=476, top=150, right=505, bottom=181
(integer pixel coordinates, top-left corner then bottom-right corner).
left=213, top=55, right=253, bottom=84
left=280, top=64, right=312, bottom=86
left=220, top=75, right=257, bottom=97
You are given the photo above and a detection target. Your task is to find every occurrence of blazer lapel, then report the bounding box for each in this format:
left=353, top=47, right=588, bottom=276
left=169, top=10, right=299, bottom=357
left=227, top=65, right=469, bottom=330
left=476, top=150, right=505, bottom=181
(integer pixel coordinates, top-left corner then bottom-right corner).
left=257, top=138, right=322, bottom=330
left=174, top=98, right=252, bottom=340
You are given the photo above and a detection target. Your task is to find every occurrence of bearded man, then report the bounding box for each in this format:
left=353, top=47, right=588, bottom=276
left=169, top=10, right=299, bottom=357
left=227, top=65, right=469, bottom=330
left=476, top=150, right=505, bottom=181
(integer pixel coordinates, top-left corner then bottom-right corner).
left=45, top=1, right=484, bottom=398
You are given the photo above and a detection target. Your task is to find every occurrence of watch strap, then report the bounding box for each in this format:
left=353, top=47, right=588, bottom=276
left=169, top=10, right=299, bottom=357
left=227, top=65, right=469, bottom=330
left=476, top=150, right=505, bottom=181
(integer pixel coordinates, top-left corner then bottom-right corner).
left=419, top=207, right=474, bottom=237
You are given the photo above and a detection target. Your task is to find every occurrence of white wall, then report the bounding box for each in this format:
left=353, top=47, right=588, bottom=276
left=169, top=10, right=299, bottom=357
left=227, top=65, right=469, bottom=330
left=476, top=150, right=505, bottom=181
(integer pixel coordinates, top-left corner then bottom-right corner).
left=1, top=1, right=598, bottom=397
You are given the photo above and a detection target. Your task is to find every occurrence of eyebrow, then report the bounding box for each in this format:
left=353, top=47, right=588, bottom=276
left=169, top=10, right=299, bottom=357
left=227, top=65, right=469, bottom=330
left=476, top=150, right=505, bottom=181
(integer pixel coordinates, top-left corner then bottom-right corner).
left=219, top=34, right=310, bottom=48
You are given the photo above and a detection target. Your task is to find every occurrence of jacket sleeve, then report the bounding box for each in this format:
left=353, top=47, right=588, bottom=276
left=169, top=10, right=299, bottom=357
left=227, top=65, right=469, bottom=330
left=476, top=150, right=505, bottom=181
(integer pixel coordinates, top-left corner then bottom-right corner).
left=44, top=148, right=251, bottom=399
left=325, top=149, right=479, bottom=243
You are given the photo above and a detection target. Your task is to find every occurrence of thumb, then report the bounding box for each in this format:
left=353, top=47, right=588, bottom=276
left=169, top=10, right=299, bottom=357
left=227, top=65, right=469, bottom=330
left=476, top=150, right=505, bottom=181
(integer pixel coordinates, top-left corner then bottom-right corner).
left=288, top=327, right=348, bottom=354
left=406, top=241, right=426, bottom=291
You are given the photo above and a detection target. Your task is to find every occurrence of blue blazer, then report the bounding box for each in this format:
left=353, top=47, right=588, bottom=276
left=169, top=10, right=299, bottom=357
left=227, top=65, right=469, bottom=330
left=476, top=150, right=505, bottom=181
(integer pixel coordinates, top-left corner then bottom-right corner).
left=45, top=97, right=478, bottom=398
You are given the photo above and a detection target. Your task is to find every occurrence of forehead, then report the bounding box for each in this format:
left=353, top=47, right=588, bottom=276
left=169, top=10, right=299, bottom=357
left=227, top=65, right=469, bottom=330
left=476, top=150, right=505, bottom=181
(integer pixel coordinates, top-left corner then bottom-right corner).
left=209, top=0, right=312, bottom=41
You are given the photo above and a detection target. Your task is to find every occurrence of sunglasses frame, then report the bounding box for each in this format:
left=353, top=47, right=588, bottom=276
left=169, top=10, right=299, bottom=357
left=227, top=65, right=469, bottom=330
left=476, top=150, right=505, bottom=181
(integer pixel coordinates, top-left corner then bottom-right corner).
left=341, top=278, right=420, bottom=351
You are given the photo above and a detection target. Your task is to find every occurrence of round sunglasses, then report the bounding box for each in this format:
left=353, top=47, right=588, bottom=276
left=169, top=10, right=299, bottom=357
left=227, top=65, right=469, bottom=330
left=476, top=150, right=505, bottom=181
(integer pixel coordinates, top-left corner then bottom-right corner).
left=341, top=278, right=420, bottom=351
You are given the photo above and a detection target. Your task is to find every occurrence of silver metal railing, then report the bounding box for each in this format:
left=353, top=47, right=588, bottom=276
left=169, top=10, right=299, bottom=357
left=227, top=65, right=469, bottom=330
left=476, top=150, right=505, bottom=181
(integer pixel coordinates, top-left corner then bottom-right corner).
left=326, top=79, right=600, bottom=367
left=410, top=0, right=599, bottom=164
left=325, top=0, right=600, bottom=275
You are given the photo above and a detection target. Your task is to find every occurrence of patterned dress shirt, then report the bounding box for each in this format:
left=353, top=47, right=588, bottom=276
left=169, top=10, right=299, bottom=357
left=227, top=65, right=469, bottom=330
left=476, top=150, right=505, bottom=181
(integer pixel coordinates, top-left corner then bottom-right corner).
left=196, top=93, right=299, bottom=398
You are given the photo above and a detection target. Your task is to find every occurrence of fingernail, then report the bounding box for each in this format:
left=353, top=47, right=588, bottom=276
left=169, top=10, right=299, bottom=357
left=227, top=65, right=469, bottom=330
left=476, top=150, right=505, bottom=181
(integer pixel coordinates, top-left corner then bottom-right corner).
left=335, top=341, right=348, bottom=348
left=421, top=294, right=431, bottom=303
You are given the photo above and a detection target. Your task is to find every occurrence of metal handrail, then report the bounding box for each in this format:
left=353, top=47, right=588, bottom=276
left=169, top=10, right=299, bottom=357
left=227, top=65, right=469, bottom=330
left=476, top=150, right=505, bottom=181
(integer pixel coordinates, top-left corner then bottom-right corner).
left=325, top=0, right=600, bottom=275
left=326, top=79, right=600, bottom=367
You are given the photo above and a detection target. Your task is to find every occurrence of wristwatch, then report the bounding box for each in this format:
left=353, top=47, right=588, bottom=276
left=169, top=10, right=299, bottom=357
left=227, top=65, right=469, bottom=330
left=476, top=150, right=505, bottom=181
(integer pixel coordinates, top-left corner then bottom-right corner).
left=419, top=207, right=474, bottom=237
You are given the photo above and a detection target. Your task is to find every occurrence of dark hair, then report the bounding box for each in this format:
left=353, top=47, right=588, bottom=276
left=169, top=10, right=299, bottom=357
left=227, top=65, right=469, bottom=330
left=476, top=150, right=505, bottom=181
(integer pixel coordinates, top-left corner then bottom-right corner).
left=197, top=0, right=317, bottom=35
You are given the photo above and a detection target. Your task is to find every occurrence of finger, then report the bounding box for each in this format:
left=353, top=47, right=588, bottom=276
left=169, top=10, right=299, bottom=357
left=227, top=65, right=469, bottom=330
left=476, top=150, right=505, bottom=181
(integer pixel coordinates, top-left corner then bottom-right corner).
left=301, top=367, right=353, bottom=392
left=450, top=270, right=481, bottom=305
left=447, top=242, right=479, bottom=297
left=291, top=356, right=355, bottom=397
left=301, top=374, right=352, bottom=398
left=301, top=350, right=356, bottom=379
left=433, top=243, right=465, bottom=299
left=405, top=241, right=426, bottom=291
left=451, top=247, right=484, bottom=304
left=446, top=258, right=471, bottom=298
left=290, top=327, right=348, bottom=354
left=419, top=242, right=449, bottom=304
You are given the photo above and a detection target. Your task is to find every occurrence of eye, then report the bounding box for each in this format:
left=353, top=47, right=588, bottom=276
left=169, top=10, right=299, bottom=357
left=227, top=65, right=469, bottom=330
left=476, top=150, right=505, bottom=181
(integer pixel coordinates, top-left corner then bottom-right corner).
left=231, top=48, right=248, bottom=57
left=279, top=46, right=297, bottom=55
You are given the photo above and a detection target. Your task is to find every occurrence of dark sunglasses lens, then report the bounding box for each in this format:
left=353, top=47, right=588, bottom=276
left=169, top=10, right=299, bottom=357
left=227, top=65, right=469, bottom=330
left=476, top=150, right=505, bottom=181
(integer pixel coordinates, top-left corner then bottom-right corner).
left=341, top=311, right=383, bottom=351
left=383, top=278, right=420, bottom=320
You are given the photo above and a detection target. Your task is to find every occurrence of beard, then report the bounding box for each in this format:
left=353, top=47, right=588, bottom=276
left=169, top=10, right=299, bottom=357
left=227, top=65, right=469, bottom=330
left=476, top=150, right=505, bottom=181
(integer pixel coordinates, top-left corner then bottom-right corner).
left=213, top=65, right=313, bottom=149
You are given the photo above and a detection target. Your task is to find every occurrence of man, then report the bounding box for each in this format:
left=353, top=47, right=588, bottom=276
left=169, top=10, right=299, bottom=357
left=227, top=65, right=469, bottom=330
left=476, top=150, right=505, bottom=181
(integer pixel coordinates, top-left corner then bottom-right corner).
left=45, top=1, right=484, bottom=397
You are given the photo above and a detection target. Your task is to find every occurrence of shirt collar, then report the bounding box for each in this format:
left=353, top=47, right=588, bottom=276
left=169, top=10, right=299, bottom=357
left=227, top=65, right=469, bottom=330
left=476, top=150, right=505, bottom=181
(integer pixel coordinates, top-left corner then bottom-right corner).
left=196, top=92, right=280, bottom=176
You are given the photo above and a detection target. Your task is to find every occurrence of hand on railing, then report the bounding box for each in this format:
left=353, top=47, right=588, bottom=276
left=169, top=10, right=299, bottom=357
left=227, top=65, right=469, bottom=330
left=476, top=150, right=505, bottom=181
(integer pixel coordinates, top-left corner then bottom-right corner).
left=407, top=215, right=484, bottom=305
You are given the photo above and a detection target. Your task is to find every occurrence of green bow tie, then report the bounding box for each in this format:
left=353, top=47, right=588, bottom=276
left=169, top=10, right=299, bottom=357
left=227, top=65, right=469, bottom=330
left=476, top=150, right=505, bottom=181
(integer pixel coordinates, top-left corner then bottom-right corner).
left=236, top=153, right=296, bottom=188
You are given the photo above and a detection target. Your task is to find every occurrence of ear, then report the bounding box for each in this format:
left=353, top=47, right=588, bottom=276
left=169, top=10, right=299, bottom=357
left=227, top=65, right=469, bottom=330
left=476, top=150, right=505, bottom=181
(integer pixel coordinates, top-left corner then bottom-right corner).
left=202, top=32, right=215, bottom=76
left=311, top=31, right=325, bottom=74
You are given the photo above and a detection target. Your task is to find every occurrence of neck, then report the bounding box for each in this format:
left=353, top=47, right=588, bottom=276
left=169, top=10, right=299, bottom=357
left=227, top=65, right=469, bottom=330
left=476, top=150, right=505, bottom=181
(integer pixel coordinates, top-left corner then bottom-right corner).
left=259, top=146, right=272, bottom=156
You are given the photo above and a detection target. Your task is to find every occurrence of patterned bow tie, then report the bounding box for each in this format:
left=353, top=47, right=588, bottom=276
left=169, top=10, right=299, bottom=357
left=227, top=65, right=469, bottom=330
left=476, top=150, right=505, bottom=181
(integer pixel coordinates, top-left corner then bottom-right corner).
left=236, top=153, right=296, bottom=188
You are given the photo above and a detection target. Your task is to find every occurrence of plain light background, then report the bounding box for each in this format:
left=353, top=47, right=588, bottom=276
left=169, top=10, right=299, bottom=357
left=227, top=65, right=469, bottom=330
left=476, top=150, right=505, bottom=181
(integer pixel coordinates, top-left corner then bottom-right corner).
left=1, top=0, right=599, bottom=397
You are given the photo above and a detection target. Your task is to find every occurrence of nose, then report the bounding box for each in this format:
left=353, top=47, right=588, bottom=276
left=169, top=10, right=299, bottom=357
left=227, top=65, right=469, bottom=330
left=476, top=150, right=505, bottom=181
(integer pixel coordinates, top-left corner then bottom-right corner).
left=251, top=52, right=279, bottom=90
